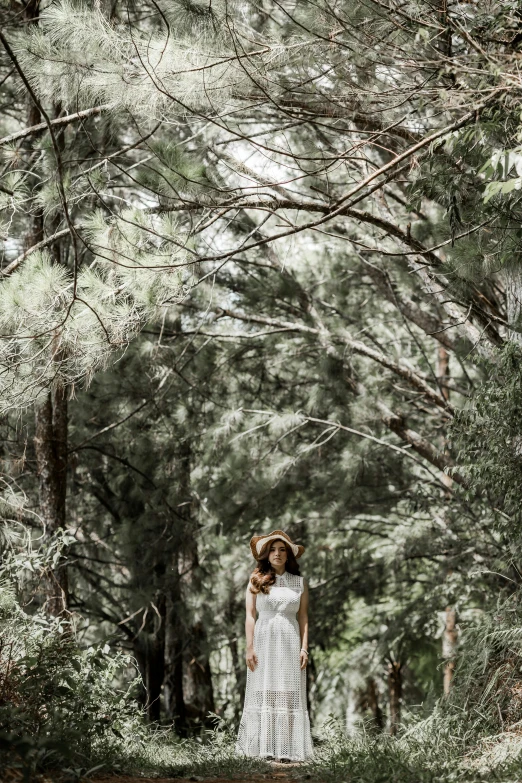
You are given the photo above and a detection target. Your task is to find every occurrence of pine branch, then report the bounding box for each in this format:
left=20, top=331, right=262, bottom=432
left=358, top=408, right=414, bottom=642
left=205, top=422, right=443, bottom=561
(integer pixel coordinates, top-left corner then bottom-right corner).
left=215, top=305, right=468, bottom=482
left=216, top=306, right=455, bottom=414
left=1, top=228, right=70, bottom=276
left=0, top=29, right=79, bottom=280
left=363, top=261, right=458, bottom=352
left=303, top=414, right=455, bottom=489
left=0, top=104, right=110, bottom=147
left=155, top=194, right=500, bottom=355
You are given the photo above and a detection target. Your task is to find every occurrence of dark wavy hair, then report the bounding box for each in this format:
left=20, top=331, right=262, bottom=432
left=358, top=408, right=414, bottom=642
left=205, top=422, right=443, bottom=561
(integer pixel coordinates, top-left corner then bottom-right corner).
left=249, top=539, right=301, bottom=594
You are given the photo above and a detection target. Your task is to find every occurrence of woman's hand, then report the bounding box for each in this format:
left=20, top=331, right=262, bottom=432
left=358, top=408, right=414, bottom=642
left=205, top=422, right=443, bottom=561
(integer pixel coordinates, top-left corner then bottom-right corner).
left=246, top=646, right=258, bottom=672
left=300, top=650, right=308, bottom=670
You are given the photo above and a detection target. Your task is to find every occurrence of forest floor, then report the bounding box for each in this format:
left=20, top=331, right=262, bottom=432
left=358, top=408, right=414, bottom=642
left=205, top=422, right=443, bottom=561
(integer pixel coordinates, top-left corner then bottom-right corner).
left=89, top=766, right=306, bottom=783
left=3, top=764, right=310, bottom=783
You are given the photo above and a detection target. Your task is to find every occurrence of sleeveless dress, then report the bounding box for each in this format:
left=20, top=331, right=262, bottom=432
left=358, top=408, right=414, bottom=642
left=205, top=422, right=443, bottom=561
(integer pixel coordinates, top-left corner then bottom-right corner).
left=236, top=572, right=313, bottom=761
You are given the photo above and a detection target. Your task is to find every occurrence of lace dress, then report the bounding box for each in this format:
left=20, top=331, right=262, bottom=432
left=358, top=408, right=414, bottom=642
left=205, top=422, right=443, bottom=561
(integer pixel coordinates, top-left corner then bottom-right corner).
left=236, top=572, right=313, bottom=761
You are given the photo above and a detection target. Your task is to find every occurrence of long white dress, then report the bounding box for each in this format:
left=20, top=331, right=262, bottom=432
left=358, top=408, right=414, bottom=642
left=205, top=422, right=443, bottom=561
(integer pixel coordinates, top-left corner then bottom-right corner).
left=236, top=571, right=313, bottom=761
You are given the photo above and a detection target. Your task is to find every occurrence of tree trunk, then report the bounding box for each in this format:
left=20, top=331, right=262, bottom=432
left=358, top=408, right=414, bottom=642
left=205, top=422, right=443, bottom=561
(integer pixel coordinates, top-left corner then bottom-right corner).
left=388, top=660, right=402, bottom=735
left=164, top=589, right=187, bottom=735
left=133, top=594, right=166, bottom=722
left=306, top=649, right=316, bottom=727
left=436, top=346, right=454, bottom=491
left=224, top=583, right=246, bottom=726
left=367, top=677, right=384, bottom=731
left=183, top=620, right=215, bottom=729
left=504, top=264, right=522, bottom=343
left=34, top=386, right=69, bottom=616
left=23, top=0, right=69, bottom=618
left=164, top=439, right=191, bottom=733
left=443, top=607, right=458, bottom=696
left=163, top=437, right=215, bottom=732
left=437, top=345, right=450, bottom=403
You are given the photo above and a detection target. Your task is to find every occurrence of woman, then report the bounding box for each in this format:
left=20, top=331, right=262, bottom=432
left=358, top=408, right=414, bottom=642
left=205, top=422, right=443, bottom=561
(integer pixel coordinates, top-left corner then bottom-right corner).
left=236, top=530, right=313, bottom=762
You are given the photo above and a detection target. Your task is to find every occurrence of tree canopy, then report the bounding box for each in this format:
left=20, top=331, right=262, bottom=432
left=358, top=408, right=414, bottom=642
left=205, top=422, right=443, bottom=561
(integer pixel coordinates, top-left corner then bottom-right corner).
left=2, top=0, right=522, bottom=779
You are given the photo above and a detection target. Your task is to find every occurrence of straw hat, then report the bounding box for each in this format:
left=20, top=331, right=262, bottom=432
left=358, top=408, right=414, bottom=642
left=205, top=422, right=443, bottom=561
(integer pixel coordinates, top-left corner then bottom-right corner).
left=250, top=529, right=305, bottom=560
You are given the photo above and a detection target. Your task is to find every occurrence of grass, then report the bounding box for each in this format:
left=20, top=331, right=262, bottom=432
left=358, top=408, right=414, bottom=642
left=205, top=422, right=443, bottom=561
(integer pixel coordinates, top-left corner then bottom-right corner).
left=12, top=722, right=522, bottom=783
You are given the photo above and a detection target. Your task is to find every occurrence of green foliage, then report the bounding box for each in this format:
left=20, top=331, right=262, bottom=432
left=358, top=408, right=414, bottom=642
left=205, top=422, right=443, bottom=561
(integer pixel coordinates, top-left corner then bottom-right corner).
left=444, top=593, right=522, bottom=737
left=0, top=587, right=144, bottom=775
left=452, top=344, right=522, bottom=534
left=0, top=579, right=273, bottom=778
left=5, top=0, right=522, bottom=779
left=0, top=246, right=183, bottom=410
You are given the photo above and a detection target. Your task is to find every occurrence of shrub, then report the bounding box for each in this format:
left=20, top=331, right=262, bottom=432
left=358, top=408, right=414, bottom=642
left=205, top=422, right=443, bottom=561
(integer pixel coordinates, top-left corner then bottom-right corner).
left=0, top=580, right=146, bottom=777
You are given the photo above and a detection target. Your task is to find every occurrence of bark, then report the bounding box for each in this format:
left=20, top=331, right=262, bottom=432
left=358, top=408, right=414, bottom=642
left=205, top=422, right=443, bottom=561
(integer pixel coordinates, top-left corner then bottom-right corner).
left=503, top=264, right=522, bottom=343
left=407, top=257, right=500, bottom=359
left=367, top=677, right=384, bottom=731
left=178, top=441, right=214, bottom=729
left=437, top=346, right=450, bottom=402
left=224, top=584, right=246, bottom=726
left=164, top=577, right=187, bottom=734
left=133, top=594, right=166, bottom=721
left=138, top=594, right=166, bottom=721
left=437, top=347, right=455, bottom=491
left=0, top=105, right=108, bottom=148
left=164, top=438, right=214, bottom=732
left=388, top=660, right=402, bottom=735
left=442, top=607, right=458, bottom=696
left=375, top=401, right=466, bottom=486
left=163, top=439, right=189, bottom=730
left=34, top=385, right=69, bottom=616
left=23, top=0, right=68, bottom=618
left=183, top=620, right=215, bottom=729
left=306, top=649, right=316, bottom=727
left=365, top=263, right=457, bottom=353
left=22, top=1, right=44, bottom=249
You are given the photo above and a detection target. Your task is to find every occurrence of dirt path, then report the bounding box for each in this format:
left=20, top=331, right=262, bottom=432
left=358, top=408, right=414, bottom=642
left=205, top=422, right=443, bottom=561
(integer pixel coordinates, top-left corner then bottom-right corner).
left=90, top=765, right=308, bottom=783
left=91, top=767, right=302, bottom=783
left=88, top=770, right=302, bottom=783
left=4, top=764, right=307, bottom=783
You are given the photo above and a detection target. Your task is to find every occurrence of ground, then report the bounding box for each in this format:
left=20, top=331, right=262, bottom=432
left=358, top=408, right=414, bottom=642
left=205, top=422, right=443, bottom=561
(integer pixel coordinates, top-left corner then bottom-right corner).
left=3, top=764, right=307, bottom=783
left=90, top=766, right=304, bottom=783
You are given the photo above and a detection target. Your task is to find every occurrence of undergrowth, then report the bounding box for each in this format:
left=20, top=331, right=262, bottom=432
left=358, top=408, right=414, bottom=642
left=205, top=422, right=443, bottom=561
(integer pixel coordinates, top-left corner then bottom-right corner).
left=5, top=578, right=522, bottom=782
left=0, top=578, right=267, bottom=780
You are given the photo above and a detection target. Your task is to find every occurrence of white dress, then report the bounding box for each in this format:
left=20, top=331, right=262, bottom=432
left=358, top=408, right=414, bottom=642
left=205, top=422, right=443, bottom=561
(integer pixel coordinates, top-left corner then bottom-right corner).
left=236, top=572, right=313, bottom=761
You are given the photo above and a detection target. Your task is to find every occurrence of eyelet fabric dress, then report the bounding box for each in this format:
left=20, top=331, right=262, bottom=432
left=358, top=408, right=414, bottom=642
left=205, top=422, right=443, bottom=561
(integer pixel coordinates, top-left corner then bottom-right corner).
left=236, top=572, right=313, bottom=761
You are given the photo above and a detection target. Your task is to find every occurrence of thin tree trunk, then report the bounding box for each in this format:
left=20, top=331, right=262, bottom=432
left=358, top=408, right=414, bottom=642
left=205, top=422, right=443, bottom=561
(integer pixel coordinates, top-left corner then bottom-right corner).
left=183, top=620, right=215, bottom=729
left=224, top=584, right=245, bottom=726
left=443, top=607, right=458, bottom=696
left=133, top=593, right=166, bottom=722
left=388, top=660, right=402, bottom=735
left=437, top=346, right=454, bottom=491
left=164, top=439, right=191, bottom=734
left=164, top=589, right=187, bottom=735
left=306, top=650, right=316, bottom=727
left=504, top=264, right=522, bottom=343
left=163, top=437, right=215, bottom=732
left=436, top=351, right=457, bottom=696
left=437, top=346, right=450, bottom=403
left=34, top=385, right=69, bottom=616
left=367, top=677, right=384, bottom=731
left=23, top=0, right=69, bottom=618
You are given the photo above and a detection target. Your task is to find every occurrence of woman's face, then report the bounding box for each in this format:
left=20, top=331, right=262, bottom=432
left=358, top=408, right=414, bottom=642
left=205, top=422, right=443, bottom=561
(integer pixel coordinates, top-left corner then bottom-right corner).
left=268, top=539, right=288, bottom=568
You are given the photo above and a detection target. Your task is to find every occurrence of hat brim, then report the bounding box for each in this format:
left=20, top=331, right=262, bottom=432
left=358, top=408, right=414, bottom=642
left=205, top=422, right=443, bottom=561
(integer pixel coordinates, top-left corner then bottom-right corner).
left=249, top=530, right=305, bottom=560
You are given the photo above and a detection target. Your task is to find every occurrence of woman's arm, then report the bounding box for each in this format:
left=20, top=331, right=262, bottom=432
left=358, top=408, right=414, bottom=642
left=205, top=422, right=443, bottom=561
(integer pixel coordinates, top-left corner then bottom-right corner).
left=297, top=579, right=309, bottom=670
left=245, top=582, right=258, bottom=672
